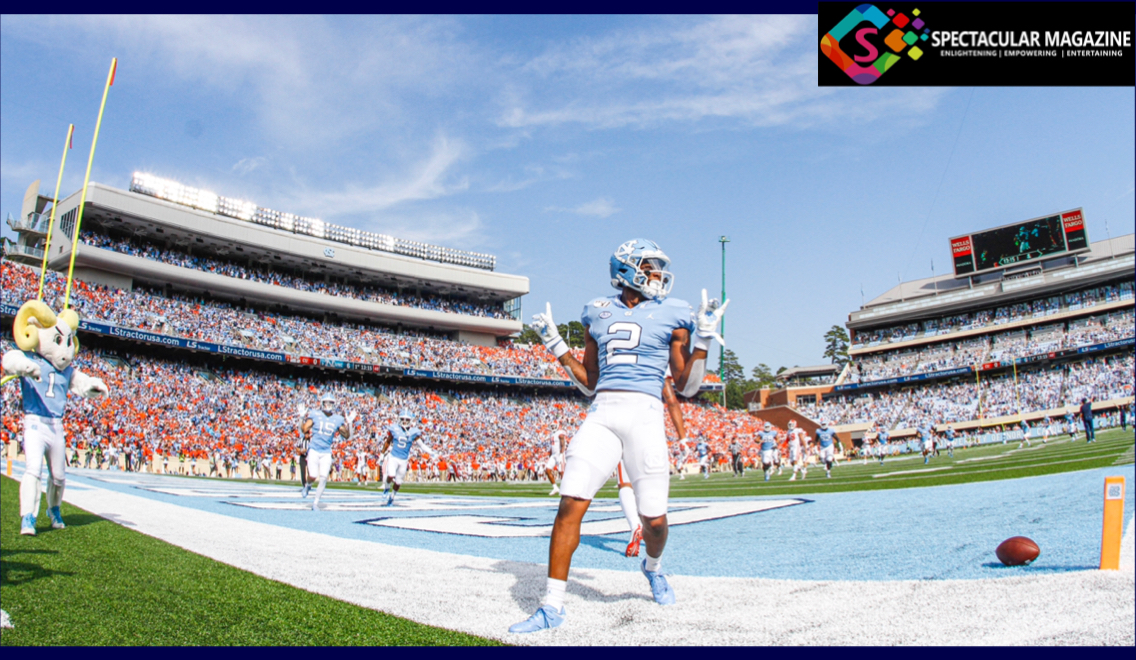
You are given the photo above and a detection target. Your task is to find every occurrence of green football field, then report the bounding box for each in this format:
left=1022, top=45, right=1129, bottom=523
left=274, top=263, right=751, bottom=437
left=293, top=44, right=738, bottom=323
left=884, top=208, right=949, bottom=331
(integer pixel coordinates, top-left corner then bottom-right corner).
left=1, top=426, right=1131, bottom=645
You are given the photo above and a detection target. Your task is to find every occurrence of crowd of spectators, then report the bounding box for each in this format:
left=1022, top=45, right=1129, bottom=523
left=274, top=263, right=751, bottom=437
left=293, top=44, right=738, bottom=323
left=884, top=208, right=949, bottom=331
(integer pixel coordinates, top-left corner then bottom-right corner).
left=0, top=342, right=735, bottom=482
left=851, top=281, right=1133, bottom=348
left=80, top=231, right=512, bottom=320
left=846, top=309, right=1133, bottom=382
left=3, top=261, right=574, bottom=381
left=804, top=353, right=1133, bottom=428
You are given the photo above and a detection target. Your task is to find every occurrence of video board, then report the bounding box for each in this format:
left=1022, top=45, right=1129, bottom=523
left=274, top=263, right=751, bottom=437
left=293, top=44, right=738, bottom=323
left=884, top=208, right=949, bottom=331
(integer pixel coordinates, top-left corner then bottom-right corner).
left=950, top=208, right=1088, bottom=277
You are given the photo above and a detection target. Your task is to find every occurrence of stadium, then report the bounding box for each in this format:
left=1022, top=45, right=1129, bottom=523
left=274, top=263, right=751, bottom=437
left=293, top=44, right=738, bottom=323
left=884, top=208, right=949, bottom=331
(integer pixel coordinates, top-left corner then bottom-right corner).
left=2, top=170, right=1133, bottom=645
left=0, top=19, right=1133, bottom=647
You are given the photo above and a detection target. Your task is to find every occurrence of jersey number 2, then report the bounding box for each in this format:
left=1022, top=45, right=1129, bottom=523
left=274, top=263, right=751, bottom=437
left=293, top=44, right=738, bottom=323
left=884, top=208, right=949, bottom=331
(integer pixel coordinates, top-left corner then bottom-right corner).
left=606, top=322, right=642, bottom=365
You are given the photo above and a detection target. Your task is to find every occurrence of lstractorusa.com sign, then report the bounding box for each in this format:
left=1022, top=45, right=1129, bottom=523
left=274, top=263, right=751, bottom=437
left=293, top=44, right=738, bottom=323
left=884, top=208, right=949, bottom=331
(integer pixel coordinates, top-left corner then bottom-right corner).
left=0, top=303, right=726, bottom=391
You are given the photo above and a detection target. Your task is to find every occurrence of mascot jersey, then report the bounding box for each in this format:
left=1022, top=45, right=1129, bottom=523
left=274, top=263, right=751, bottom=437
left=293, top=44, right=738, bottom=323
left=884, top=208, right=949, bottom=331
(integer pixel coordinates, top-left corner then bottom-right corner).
left=18, top=351, right=74, bottom=418
left=387, top=425, right=422, bottom=460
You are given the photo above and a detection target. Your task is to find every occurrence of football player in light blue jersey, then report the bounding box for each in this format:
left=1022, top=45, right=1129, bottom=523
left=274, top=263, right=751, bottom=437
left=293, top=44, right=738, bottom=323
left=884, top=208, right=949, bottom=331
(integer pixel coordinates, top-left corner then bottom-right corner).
left=696, top=437, right=711, bottom=479
left=3, top=301, right=108, bottom=536
left=815, top=420, right=838, bottom=478
left=1017, top=418, right=1032, bottom=449
left=757, top=422, right=779, bottom=482
left=875, top=424, right=889, bottom=466
left=300, top=392, right=355, bottom=511
left=510, top=238, right=728, bottom=633
left=917, top=420, right=935, bottom=464
left=380, top=409, right=437, bottom=506
left=944, top=424, right=957, bottom=457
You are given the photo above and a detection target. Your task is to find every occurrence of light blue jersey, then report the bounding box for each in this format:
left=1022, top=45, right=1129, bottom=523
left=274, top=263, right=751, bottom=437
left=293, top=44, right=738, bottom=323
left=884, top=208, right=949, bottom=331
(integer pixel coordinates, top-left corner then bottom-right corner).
left=696, top=440, right=710, bottom=458
left=580, top=295, right=695, bottom=399
left=917, top=425, right=934, bottom=442
left=816, top=428, right=836, bottom=448
left=758, top=430, right=778, bottom=451
left=18, top=351, right=74, bottom=418
left=388, top=424, right=423, bottom=460
left=307, top=410, right=346, bottom=452
left=877, top=429, right=889, bottom=445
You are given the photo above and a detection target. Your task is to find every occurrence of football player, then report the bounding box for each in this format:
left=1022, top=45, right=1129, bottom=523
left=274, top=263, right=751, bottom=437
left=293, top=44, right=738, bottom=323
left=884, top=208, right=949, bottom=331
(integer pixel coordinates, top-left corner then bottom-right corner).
left=510, top=238, right=726, bottom=633
left=943, top=424, right=957, bottom=457
left=300, top=393, right=355, bottom=511
left=756, top=422, right=778, bottom=482
left=787, top=420, right=808, bottom=480
left=1017, top=418, right=1032, bottom=449
left=544, top=428, right=567, bottom=496
left=696, top=435, right=711, bottom=479
left=875, top=423, right=889, bottom=466
left=380, top=409, right=437, bottom=506
left=815, top=419, right=838, bottom=478
left=917, top=419, right=935, bottom=464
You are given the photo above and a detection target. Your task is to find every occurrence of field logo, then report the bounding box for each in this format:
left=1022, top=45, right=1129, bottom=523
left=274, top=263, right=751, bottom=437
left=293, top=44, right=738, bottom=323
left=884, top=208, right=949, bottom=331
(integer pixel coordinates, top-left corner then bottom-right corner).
left=821, top=5, right=930, bottom=84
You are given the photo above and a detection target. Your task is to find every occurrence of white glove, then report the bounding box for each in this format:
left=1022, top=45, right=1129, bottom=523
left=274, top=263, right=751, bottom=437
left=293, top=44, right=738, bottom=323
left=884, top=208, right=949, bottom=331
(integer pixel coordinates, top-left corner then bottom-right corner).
left=345, top=410, right=358, bottom=425
left=693, top=288, right=730, bottom=351
left=86, top=377, right=109, bottom=397
left=2, top=350, right=42, bottom=381
left=70, top=371, right=108, bottom=398
left=297, top=404, right=308, bottom=418
left=531, top=302, right=568, bottom=358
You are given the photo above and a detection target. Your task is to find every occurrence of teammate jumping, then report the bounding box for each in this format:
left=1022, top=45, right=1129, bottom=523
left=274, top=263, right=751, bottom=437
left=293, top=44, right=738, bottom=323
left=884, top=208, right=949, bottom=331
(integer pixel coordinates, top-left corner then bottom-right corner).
left=545, top=428, right=567, bottom=495
left=509, top=237, right=727, bottom=633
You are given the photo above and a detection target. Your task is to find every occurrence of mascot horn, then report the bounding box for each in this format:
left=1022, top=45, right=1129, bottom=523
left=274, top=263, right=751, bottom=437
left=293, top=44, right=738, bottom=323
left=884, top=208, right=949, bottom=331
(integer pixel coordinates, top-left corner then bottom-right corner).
left=3, top=300, right=108, bottom=536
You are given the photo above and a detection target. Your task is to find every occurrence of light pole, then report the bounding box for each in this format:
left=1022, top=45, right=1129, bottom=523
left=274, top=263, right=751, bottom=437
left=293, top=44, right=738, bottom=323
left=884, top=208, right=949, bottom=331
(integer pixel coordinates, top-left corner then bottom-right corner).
left=719, top=235, right=730, bottom=407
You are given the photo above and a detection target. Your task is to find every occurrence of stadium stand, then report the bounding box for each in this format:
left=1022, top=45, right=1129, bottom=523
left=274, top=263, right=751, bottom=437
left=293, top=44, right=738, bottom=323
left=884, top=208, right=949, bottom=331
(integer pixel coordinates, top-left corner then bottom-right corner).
left=748, top=229, right=1134, bottom=445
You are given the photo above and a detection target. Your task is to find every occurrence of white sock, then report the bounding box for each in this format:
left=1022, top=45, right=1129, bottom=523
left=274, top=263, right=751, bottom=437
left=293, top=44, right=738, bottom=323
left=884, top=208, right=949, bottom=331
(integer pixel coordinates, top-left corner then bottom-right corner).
left=618, top=486, right=639, bottom=532
left=644, top=553, right=662, bottom=572
left=543, top=578, right=567, bottom=610
left=314, top=477, right=327, bottom=502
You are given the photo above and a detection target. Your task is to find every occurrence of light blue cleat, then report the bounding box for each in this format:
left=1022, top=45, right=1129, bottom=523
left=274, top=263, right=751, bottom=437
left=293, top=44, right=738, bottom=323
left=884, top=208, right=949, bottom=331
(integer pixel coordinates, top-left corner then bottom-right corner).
left=384, top=491, right=394, bottom=507
left=641, top=559, right=675, bottom=605
left=509, top=605, right=566, bottom=633
left=20, top=513, right=37, bottom=536
left=48, top=506, right=66, bottom=529
left=301, top=482, right=311, bottom=498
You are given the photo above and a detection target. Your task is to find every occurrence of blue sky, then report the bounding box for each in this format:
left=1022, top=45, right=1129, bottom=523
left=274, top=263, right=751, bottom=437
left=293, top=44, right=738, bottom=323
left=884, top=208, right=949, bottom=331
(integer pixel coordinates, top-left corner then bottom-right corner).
left=2, top=15, right=1133, bottom=375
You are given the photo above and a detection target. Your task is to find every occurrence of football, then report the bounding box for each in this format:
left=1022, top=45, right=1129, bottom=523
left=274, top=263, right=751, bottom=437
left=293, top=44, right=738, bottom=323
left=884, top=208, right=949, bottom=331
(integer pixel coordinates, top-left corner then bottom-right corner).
left=996, top=536, right=1041, bottom=566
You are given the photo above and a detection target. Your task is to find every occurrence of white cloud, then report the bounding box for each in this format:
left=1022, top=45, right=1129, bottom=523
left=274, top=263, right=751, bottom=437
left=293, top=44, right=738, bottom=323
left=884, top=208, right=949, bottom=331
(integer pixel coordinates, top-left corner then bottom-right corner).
left=500, top=15, right=946, bottom=131
left=545, top=197, right=620, bottom=218
left=359, top=208, right=484, bottom=247
left=3, top=15, right=476, bottom=150
left=231, top=157, right=266, bottom=175
left=285, top=134, right=468, bottom=217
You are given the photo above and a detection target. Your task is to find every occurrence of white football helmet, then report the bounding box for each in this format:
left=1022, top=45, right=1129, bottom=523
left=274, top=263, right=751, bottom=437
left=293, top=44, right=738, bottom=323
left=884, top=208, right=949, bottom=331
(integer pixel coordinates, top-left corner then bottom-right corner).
left=610, top=238, right=673, bottom=300
left=399, top=409, right=415, bottom=428
left=320, top=393, right=336, bottom=414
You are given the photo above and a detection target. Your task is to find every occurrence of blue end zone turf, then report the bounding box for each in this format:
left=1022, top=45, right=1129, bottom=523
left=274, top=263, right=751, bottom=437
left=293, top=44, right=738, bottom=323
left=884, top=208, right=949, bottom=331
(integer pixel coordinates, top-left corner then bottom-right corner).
left=49, top=464, right=1134, bottom=581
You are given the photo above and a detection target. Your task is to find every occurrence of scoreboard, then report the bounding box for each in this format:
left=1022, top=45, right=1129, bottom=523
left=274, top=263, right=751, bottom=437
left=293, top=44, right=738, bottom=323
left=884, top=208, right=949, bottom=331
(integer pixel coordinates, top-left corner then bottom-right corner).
left=950, top=208, right=1089, bottom=277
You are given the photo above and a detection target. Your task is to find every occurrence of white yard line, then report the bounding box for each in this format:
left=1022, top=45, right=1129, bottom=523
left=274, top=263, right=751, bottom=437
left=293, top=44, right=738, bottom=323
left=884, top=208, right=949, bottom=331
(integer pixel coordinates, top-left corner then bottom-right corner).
left=62, top=482, right=1135, bottom=646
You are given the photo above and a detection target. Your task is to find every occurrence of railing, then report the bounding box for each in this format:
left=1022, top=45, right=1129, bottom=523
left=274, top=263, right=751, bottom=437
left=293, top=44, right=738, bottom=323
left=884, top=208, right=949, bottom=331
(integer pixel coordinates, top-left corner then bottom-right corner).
left=6, top=212, right=52, bottom=235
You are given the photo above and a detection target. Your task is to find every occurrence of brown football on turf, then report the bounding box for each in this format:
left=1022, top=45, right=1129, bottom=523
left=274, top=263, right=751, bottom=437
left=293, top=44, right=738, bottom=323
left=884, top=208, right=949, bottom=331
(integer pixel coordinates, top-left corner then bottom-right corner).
left=996, top=536, right=1040, bottom=566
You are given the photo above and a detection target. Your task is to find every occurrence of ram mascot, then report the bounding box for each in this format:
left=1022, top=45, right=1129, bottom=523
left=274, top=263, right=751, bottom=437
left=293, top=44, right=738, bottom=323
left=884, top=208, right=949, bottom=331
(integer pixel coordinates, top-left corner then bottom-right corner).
left=3, top=300, right=108, bottom=536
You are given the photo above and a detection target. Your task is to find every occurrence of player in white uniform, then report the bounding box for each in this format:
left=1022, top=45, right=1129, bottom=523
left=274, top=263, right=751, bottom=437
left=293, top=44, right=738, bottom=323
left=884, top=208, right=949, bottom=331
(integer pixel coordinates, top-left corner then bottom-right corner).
left=544, top=428, right=567, bottom=496
left=300, top=393, right=355, bottom=511
left=787, top=420, right=808, bottom=481
left=510, top=238, right=727, bottom=633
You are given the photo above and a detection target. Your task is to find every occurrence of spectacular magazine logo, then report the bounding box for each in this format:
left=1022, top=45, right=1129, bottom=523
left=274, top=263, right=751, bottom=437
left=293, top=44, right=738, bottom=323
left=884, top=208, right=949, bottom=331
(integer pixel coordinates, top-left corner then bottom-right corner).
left=820, top=4, right=930, bottom=85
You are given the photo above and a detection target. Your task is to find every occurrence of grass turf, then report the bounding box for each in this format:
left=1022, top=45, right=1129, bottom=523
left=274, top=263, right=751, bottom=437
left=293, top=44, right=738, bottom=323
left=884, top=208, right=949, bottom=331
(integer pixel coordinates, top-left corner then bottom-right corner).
left=0, top=475, right=499, bottom=646
left=385, top=426, right=1135, bottom=498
